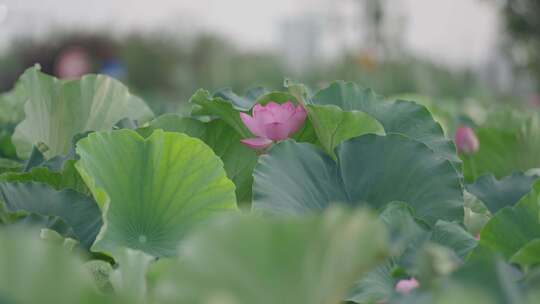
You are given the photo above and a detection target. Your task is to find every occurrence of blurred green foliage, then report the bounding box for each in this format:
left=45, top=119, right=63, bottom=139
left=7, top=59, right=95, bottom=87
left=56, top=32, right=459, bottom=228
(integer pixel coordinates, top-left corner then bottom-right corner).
left=0, top=32, right=496, bottom=115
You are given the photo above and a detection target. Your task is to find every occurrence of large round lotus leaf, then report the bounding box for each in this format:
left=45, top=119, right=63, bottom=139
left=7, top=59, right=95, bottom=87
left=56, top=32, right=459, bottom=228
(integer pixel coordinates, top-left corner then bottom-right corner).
left=309, top=81, right=460, bottom=166
left=151, top=208, right=387, bottom=304
left=12, top=66, right=154, bottom=159
left=253, top=134, right=463, bottom=226
left=139, top=114, right=258, bottom=205
left=75, top=129, right=237, bottom=257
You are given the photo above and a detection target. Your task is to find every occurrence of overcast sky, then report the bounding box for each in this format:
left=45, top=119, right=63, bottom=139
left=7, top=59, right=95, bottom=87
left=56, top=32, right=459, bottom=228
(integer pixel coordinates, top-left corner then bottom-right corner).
left=0, top=0, right=500, bottom=67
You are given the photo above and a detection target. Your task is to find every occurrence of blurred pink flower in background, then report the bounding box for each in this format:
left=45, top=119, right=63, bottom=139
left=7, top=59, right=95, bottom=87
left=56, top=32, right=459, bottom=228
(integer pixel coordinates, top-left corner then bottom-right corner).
left=395, top=278, right=419, bottom=294
left=54, top=46, right=92, bottom=79
left=240, top=101, right=307, bottom=150
left=455, top=126, right=479, bottom=155
left=528, top=94, right=540, bottom=108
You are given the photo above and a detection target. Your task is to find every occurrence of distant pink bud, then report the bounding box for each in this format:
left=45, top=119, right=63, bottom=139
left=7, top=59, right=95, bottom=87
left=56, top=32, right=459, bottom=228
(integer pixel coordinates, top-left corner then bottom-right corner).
left=455, top=126, right=479, bottom=155
left=240, top=101, right=307, bottom=150
left=395, top=278, right=419, bottom=294
left=475, top=233, right=480, bottom=241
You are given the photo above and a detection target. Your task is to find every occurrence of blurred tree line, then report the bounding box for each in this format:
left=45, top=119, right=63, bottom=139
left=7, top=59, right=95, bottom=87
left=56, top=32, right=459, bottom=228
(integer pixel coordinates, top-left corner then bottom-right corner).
left=498, top=0, right=540, bottom=89
left=0, top=31, right=490, bottom=114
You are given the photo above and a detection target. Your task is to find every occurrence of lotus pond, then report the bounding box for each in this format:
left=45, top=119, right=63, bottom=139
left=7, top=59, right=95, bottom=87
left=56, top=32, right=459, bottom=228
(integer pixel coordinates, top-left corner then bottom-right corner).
left=0, top=66, right=539, bottom=303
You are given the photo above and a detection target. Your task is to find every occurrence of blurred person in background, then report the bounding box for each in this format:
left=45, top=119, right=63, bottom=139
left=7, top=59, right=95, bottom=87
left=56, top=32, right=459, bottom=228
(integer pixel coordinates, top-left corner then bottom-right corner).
left=1, top=34, right=125, bottom=88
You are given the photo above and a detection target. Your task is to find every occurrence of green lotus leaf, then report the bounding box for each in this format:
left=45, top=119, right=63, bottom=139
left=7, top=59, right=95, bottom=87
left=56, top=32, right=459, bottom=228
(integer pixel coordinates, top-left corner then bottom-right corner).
left=141, top=115, right=257, bottom=204
left=510, top=239, right=540, bottom=269
left=151, top=208, right=387, bottom=304
left=478, top=180, right=540, bottom=259
left=0, top=82, right=26, bottom=126
left=379, top=202, right=427, bottom=254
left=39, top=228, right=79, bottom=251
left=466, top=172, right=538, bottom=214
left=75, top=129, right=237, bottom=257
left=189, top=89, right=252, bottom=138
left=347, top=259, right=396, bottom=304
left=253, top=134, right=463, bottom=226
left=1, top=159, right=88, bottom=195
left=138, top=114, right=206, bottom=139
left=0, top=158, right=21, bottom=174
left=12, top=66, right=154, bottom=159
left=449, top=257, right=524, bottom=304
left=462, top=115, right=540, bottom=181
left=0, top=181, right=101, bottom=249
left=306, top=104, right=384, bottom=157
left=430, top=221, right=478, bottom=259
left=0, top=229, right=104, bottom=304
left=309, top=81, right=460, bottom=166
left=0, top=131, right=17, bottom=159
left=213, top=87, right=268, bottom=111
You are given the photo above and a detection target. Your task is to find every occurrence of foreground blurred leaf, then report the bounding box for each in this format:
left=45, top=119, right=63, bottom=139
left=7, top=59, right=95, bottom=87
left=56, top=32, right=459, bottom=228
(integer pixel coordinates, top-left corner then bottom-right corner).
left=76, top=129, right=237, bottom=257
left=0, top=229, right=104, bottom=304
left=110, top=248, right=154, bottom=304
left=389, top=255, right=524, bottom=304
left=152, top=208, right=387, bottom=304
left=12, top=66, right=154, bottom=159
left=466, top=172, right=538, bottom=214
left=348, top=203, right=475, bottom=303
left=140, top=115, right=257, bottom=204
left=84, top=260, right=114, bottom=293
left=253, top=134, right=463, bottom=226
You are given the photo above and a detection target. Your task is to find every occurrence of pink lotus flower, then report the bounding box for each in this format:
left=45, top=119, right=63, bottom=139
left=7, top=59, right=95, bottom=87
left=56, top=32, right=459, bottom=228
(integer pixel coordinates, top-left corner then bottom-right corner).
left=240, top=101, right=307, bottom=150
left=455, top=126, right=479, bottom=155
left=395, top=278, right=419, bottom=294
